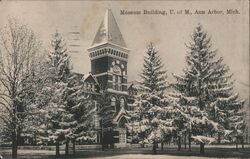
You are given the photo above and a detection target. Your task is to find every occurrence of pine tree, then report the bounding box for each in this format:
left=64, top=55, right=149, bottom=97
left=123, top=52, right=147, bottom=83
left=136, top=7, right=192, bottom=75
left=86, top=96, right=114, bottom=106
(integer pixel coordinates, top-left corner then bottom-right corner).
left=127, top=43, right=173, bottom=153
left=38, top=31, right=77, bottom=156
left=140, top=43, right=167, bottom=92
left=173, top=24, right=245, bottom=153
left=68, top=76, right=96, bottom=152
left=48, top=31, right=70, bottom=83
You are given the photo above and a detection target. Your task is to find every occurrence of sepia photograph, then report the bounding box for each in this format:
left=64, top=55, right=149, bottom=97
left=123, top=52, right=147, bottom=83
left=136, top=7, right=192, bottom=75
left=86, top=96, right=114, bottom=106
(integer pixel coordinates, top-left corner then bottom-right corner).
left=0, top=0, right=249, bottom=158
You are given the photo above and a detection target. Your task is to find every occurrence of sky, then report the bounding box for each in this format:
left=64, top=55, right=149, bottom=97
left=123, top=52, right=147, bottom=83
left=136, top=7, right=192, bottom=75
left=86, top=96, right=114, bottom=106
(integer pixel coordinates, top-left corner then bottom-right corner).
left=0, top=0, right=249, bottom=103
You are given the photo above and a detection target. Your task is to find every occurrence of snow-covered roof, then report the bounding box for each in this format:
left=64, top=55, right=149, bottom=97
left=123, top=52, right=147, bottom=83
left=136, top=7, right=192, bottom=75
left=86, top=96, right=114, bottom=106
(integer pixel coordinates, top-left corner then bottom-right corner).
left=113, top=107, right=128, bottom=123
left=83, top=73, right=100, bottom=86
left=107, top=88, right=128, bottom=95
left=91, top=9, right=127, bottom=48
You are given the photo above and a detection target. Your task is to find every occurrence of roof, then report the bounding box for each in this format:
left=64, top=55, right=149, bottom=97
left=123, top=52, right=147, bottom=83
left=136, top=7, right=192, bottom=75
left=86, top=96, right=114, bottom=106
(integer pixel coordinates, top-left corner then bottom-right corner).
left=83, top=73, right=100, bottom=86
left=91, top=9, right=127, bottom=48
left=113, top=107, right=128, bottom=123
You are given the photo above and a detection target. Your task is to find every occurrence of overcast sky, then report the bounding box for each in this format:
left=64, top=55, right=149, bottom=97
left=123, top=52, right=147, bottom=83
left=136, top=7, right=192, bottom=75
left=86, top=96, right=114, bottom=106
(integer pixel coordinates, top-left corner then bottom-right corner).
left=0, top=0, right=249, bottom=101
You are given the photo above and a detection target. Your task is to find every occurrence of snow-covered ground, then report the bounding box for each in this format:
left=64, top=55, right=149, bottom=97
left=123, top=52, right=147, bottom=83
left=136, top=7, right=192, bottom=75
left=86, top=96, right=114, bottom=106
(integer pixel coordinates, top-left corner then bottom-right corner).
left=0, top=146, right=249, bottom=159
left=82, top=154, right=228, bottom=159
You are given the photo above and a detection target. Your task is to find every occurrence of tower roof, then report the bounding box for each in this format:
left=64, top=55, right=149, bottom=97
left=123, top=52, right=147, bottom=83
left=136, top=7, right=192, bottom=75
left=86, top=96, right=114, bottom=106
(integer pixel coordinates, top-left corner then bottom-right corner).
left=91, top=9, right=127, bottom=48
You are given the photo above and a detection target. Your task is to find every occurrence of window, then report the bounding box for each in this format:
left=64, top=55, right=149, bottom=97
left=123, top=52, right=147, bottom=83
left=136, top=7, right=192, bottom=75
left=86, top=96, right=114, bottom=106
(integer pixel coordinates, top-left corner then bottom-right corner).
left=113, top=65, right=121, bottom=75
left=120, top=98, right=125, bottom=108
left=118, top=84, right=122, bottom=91
left=94, top=114, right=99, bottom=127
left=118, top=76, right=121, bottom=83
left=92, top=84, right=95, bottom=91
left=83, top=82, right=87, bottom=89
left=112, top=75, right=115, bottom=89
left=111, top=97, right=116, bottom=107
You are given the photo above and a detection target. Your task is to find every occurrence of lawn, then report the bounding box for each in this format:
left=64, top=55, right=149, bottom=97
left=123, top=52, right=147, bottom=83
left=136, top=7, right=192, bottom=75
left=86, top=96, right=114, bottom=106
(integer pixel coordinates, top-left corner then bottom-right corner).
left=0, top=145, right=250, bottom=159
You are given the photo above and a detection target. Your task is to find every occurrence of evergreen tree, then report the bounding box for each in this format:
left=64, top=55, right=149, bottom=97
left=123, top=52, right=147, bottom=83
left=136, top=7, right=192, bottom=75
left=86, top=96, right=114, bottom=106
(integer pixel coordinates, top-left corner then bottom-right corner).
left=173, top=24, right=245, bottom=153
left=140, top=43, right=167, bottom=92
left=68, top=76, right=96, bottom=152
left=127, top=43, right=174, bottom=153
left=38, top=31, right=77, bottom=156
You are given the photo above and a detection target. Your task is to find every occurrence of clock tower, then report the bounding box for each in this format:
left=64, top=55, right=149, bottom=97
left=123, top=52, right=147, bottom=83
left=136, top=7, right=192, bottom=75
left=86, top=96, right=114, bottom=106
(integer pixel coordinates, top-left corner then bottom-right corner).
left=88, top=9, right=129, bottom=93
left=88, top=9, right=130, bottom=145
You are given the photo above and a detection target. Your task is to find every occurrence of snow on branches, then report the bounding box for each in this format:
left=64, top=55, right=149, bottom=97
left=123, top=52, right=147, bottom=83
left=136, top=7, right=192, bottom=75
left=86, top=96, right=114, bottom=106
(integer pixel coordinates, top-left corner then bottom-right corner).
left=172, top=23, right=245, bottom=147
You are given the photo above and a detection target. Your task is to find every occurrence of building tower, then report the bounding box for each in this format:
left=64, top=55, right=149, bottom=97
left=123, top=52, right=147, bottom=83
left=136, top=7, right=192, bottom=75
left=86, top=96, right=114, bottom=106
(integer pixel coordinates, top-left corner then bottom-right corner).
left=88, top=9, right=130, bottom=146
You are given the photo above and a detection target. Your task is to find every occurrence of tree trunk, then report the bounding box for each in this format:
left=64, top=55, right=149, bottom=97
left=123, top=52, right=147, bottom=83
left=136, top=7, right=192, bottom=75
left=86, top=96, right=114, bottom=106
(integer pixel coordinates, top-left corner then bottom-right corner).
left=218, top=133, right=221, bottom=144
left=12, top=130, right=18, bottom=159
left=153, top=141, right=157, bottom=154
left=236, top=137, right=238, bottom=150
left=141, top=143, right=145, bottom=148
left=184, top=133, right=187, bottom=149
left=241, top=137, right=244, bottom=149
left=178, top=136, right=181, bottom=151
left=161, top=142, right=164, bottom=150
left=188, top=133, right=191, bottom=151
left=34, top=133, right=37, bottom=146
left=101, top=132, right=104, bottom=151
left=200, top=142, right=205, bottom=154
left=72, top=140, right=76, bottom=154
left=56, top=141, right=60, bottom=156
left=65, top=139, right=69, bottom=156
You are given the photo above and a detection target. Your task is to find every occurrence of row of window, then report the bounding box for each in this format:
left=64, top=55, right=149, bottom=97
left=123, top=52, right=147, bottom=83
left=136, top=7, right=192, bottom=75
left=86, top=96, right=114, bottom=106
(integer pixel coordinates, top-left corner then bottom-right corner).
left=111, top=97, right=125, bottom=108
left=112, top=84, right=122, bottom=91
left=113, top=75, right=122, bottom=83
left=89, top=48, right=128, bottom=59
left=112, top=75, right=123, bottom=91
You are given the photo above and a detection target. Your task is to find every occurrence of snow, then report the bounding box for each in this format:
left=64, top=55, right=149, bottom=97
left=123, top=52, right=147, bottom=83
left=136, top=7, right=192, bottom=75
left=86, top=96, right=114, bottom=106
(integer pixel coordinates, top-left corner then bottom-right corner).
left=192, top=135, right=216, bottom=144
left=107, top=88, right=128, bottom=95
left=113, top=107, right=127, bottom=122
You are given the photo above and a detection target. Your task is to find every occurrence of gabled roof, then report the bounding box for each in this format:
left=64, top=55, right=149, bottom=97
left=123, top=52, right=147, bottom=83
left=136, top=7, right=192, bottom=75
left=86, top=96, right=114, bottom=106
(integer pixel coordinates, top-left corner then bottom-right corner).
left=83, top=73, right=100, bottom=86
left=91, top=9, right=127, bottom=48
left=113, top=107, right=128, bottom=123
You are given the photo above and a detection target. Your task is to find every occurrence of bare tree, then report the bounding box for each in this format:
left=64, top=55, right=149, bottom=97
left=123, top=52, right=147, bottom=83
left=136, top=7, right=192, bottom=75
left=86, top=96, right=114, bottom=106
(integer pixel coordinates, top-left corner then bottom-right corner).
left=0, top=18, right=42, bottom=159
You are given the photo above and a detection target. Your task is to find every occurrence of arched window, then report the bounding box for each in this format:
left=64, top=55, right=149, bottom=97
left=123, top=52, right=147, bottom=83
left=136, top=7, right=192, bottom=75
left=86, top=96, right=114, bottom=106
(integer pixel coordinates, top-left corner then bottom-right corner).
left=120, top=98, right=125, bottom=108
left=111, top=96, right=116, bottom=107
left=118, top=117, right=127, bottom=128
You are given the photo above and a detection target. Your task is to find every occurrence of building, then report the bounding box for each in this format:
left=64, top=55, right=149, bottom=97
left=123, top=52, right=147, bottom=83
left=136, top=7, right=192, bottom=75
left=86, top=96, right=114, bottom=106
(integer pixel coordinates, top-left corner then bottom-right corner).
left=82, top=9, right=130, bottom=147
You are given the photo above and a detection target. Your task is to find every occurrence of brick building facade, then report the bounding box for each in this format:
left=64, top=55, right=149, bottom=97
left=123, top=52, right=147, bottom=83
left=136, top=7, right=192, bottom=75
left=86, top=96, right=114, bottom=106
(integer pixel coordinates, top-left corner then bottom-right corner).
left=81, top=9, right=131, bottom=147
